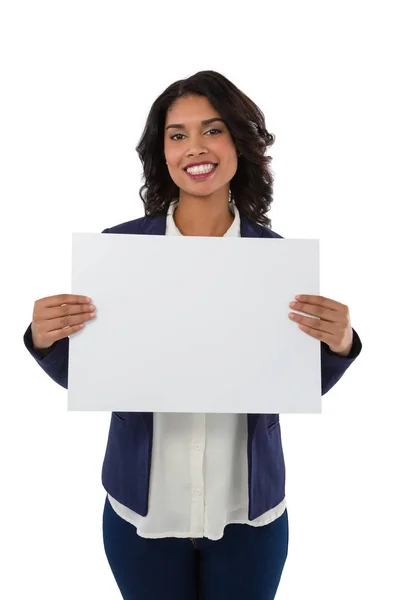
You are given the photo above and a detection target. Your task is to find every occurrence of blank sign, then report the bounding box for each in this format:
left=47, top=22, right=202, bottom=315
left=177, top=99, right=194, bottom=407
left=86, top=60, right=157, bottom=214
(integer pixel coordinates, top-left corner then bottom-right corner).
left=68, top=233, right=321, bottom=413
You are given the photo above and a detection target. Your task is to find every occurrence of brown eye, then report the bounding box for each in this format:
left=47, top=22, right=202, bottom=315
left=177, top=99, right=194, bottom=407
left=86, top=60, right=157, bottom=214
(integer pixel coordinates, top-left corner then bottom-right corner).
left=206, top=128, right=222, bottom=135
left=170, top=128, right=222, bottom=141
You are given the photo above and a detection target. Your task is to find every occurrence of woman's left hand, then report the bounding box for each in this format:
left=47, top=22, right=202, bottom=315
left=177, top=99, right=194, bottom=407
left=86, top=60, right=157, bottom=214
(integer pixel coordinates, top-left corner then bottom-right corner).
left=288, top=295, right=354, bottom=357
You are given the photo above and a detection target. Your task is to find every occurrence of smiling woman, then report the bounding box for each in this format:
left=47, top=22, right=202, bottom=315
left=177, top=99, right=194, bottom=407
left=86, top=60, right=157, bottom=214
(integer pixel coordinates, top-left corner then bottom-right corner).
left=23, top=68, right=362, bottom=600
left=135, top=70, right=276, bottom=230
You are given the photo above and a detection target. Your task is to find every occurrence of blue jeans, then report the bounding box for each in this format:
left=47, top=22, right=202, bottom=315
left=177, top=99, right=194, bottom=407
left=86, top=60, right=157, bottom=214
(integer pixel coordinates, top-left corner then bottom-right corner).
left=103, top=495, right=289, bottom=599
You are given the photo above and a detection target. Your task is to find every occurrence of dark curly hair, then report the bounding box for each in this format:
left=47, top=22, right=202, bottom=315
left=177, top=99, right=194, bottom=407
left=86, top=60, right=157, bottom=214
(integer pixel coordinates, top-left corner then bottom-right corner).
left=135, top=70, right=276, bottom=228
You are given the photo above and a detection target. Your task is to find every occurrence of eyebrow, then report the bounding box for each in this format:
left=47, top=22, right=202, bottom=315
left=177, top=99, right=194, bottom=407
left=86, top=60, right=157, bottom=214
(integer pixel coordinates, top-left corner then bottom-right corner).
left=165, top=117, right=225, bottom=131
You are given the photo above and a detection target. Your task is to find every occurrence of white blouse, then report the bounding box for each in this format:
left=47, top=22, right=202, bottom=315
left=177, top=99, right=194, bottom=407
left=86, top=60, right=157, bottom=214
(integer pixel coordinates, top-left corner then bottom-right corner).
left=108, top=201, right=286, bottom=540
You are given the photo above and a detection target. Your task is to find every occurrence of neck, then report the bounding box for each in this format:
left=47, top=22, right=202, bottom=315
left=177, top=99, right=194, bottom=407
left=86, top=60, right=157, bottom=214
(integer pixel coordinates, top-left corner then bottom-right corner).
left=173, top=195, right=234, bottom=237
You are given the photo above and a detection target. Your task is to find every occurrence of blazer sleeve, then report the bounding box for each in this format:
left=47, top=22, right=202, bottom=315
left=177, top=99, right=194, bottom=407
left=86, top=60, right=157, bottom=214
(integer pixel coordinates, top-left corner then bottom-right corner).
left=320, top=326, right=362, bottom=395
left=23, top=321, right=69, bottom=389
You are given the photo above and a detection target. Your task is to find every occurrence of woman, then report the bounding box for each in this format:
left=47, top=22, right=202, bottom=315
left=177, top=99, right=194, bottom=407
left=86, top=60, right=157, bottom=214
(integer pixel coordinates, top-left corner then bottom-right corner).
left=24, top=70, right=362, bottom=599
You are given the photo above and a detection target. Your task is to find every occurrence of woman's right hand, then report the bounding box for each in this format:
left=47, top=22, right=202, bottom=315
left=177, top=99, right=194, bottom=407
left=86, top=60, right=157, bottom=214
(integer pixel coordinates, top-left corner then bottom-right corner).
left=31, top=294, right=96, bottom=350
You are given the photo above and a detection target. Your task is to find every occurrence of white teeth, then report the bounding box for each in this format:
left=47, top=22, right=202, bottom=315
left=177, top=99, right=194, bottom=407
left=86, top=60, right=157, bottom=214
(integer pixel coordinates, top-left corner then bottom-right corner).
left=186, top=164, right=216, bottom=174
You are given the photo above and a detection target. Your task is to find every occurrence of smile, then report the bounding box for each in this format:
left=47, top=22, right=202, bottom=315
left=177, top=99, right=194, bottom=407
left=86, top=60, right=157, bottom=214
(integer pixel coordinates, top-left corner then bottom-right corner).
left=185, top=164, right=218, bottom=180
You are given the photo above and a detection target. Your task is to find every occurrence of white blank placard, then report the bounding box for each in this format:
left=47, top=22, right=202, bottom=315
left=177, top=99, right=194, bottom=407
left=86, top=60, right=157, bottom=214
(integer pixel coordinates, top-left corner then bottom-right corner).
left=68, top=233, right=321, bottom=413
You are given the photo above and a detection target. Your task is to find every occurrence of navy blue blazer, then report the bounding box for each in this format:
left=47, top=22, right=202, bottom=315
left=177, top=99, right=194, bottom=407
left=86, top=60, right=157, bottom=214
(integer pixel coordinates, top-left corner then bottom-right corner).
left=23, top=211, right=362, bottom=520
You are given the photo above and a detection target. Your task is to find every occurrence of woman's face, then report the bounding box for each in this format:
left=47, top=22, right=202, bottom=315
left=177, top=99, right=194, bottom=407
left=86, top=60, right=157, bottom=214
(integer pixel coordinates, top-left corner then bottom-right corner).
left=164, top=95, right=238, bottom=200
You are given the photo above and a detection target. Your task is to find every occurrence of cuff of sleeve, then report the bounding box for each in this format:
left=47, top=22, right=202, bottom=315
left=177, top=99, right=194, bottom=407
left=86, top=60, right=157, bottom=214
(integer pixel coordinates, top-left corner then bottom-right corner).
left=23, top=323, right=57, bottom=361
left=322, top=327, right=362, bottom=360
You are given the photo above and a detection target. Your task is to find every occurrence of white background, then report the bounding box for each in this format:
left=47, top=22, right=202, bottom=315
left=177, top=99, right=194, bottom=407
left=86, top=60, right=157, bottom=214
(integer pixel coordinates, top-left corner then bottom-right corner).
left=2, top=0, right=399, bottom=598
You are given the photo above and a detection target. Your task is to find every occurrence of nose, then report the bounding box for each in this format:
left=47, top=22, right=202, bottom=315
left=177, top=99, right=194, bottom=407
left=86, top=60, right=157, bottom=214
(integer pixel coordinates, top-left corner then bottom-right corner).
left=187, top=147, right=209, bottom=158
left=184, top=133, right=209, bottom=157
